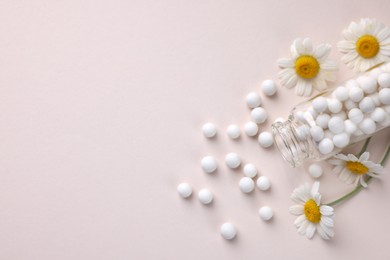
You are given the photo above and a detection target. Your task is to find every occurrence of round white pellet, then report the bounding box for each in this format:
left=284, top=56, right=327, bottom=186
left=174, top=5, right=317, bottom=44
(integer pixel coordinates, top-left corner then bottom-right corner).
left=259, top=206, right=273, bottom=221
left=346, top=79, right=359, bottom=89
left=198, top=189, right=213, bottom=204
left=243, top=164, right=257, bottom=178
left=312, top=97, right=328, bottom=113
left=348, top=108, right=364, bottom=124
left=296, top=125, right=310, bottom=141
left=333, top=132, right=350, bottom=148
left=332, top=111, right=347, bottom=120
left=295, top=111, right=305, bottom=122
left=251, top=107, right=268, bottom=124
left=261, top=79, right=277, bottom=96
left=227, top=124, right=241, bottom=139
left=220, top=222, right=236, bottom=240
left=256, top=176, right=271, bottom=191
left=310, top=125, right=325, bottom=142
left=225, top=153, right=241, bottom=169
left=202, top=123, right=217, bottom=138
left=349, top=86, right=364, bottom=102
left=344, top=119, right=357, bottom=134
left=274, top=117, right=285, bottom=123
left=239, top=177, right=255, bottom=193
left=344, top=99, right=358, bottom=110
left=353, top=129, right=364, bottom=137
left=369, top=93, right=381, bottom=106
left=244, top=122, right=259, bottom=137
left=327, top=98, right=343, bottom=113
left=357, top=76, right=377, bottom=94
left=328, top=117, right=345, bottom=134
left=246, top=92, right=262, bottom=108
left=307, top=107, right=318, bottom=119
left=318, top=138, right=334, bottom=154
left=333, top=86, right=349, bottom=101
left=316, top=114, right=331, bottom=129
left=258, top=132, right=273, bottom=148
left=359, top=97, right=376, bottom=113
left=379, top=88, right=390, bottom=105
left=308, top=164, right=323, bottom=178
left=378, top=73, right=390, bottom=88
left=369, top=67, right=383, bottom=79
left=371, top=107, right=386, bottom=122
left=201, top=156, right=218, bottom=173
left=177, top=183, right=192, bottom=198
left=359, top=118, right=377, bottom=134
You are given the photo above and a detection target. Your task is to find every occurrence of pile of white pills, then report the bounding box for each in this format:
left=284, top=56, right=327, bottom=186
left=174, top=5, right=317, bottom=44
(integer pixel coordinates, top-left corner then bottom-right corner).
left=295, top=66, right=390, bottom=155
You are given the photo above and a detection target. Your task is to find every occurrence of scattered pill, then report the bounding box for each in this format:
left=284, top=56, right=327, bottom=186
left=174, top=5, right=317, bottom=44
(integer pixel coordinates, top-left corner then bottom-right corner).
left=227, top=124, right=241, bottom=139
left=259, top=206, right=273, bottom=221
left=327, top=98, right=343, bottom=113
left=177, top=183, right=192, bottom=198
left=246, top=92, right=262, bottom=108
left=310, top=125, right=325, bottom=142
left=333, top=86, right=349, bottom=101
left=258, top=132, right=273, bottom=148
left=244, top=122, right=259, bottom=136
left=359, top=97, right=376, bottom=113
left=359, top=118, right=377, bottom=134
left=349, top=86, right=364, bottom=102
left=225, top=153, right=241, bottom=168
left=256, top=176, right=271, bottom=191
left=348, top=108, right=364, bottom=124
left=239, top=177, right=255, bottom=193
left=318, top=138, right=334, bottom=154
left=357, top=76, right=377, bottom=94
left=379, top=88, right=390, bottom=105
left=333, top=132, right=350, bottom=148
left=328, top=117, right=345, bottom=134
left=378, top=73, right=390, bottom=88
left=371, top=107, right=386, bottom=122
left=308, top=164, right=323, bottom=178
left=220, top=222, right=237, bottom=240
left=261, top=79, right=277, bottom=96
left=251, top=107, right=268, bottom=124
left=198, top=189, right=213, bottom=204
left=312, top=97, right=328, bottom=113
left=243, top=164, right=257, bottom=178
left=202, top=123, right=217, bottom=138
left=201, top=156, right=218, bottom=173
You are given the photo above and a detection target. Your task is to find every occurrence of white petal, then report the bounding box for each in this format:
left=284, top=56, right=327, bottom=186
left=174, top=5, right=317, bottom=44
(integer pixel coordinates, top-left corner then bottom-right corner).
left=337, top=41, right=355, bottom=52
left=321, top=60, right=338, bottom=71
left=312, top=78, right=327, bottom=91
left=297, top=220, right=309, bottom=235
left=320, top=205, right=334, bottom=216
left=321, top=216, right=334, bottom=227
left=359, top=152, right=370, bottom=162
left=348, top=154, right=358, bottom=161
left=285, top=74, right=298, bottom=89
left=306, top=223, right=316, bottom=239
left=289, top=205, right=304, bottom=215
left=302, top=38, right=313, bottom=54
left=294, top=214, right=306, bottom=227
left=317, top=225, right=330, bottom=240
left=295, top=79, right=311, bottom=97
left=294, top=38, right=304, bottom=55
left=377, top=27, right=390, bottom=42
left=311, top=181, right=320, bottom=195
left=359, top=176, right=368, bottom=187
left=341, top=51, right=359, bottom=63
left=335, top=153, right=349, bottom=161
left=342, top=29, right=358, bottom=41
left=320, top=221, right=335, bottom=238
left=277, top=58, right=295, bottom=68
left=314, top=44, right=331, bottom=60
left=328, top=159, right=344, bottom=166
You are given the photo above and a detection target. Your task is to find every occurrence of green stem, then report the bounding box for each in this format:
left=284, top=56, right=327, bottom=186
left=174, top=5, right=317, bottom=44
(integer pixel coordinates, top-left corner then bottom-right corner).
left=358, top=137, right=371, bottom=157
left=326, top=142, right=390, bottom=207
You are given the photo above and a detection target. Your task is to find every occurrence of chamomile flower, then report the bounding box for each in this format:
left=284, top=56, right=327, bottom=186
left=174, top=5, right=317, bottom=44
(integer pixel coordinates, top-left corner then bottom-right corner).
left=338, top=18, right=390, bottom=72
left=277, top=38, right=338, bottom=97
left=328, top=152, right=383, bottom=187
left=289, top=182, right=335, bottom=240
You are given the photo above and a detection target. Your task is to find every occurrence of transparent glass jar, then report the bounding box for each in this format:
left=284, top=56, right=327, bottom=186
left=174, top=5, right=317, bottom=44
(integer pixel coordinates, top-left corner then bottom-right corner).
left=272, top=63, right=390, bottom=167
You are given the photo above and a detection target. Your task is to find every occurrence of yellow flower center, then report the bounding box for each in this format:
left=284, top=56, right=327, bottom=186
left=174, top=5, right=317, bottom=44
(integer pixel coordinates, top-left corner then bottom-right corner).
left=346, top=161, right=369, bottom=175
left=295, top=55, right=320, bottom=79
left=304, top=199, right=321, bottom=223
left=356, top=35, right=380, bottom=59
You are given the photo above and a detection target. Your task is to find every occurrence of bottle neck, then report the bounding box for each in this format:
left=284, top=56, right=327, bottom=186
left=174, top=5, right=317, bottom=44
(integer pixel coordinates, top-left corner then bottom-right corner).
left=271, top=118, right=311, bottom=167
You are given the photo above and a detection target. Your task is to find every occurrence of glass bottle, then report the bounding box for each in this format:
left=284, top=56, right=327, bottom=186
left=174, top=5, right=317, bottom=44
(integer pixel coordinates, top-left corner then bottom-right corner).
left=271, top=63, right=390, bottom=167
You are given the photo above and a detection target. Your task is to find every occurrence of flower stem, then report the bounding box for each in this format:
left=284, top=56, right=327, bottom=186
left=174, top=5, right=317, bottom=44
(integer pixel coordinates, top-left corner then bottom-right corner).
left=358, top=137, right=371, bottom=157
left=326, top=142, right=390, bottom=207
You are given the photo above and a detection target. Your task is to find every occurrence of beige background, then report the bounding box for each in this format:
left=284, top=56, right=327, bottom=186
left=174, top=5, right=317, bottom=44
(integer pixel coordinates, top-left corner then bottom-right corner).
left=0, top=0, right=390, bottom=259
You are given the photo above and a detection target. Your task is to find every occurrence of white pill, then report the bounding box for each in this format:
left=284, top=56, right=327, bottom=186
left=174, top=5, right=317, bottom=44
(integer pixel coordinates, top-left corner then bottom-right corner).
left=316, top=114, right=331, bottom=129
left=328, top=117, right=345, bottom=134
left=344, top=119, right=357, bottom=134
left=357, top=76, right=377, bottom=94
left=348, top=108, right=364, bottom=124
left=353, top=129, right=364, bottom=137
left=202, top=123, right=217, bottom=138
left=244, top=122, right=259, bottom=137
left=307, top=107, right=318, bottom=119
left=251, top=107, right=268, bottom=124
left=227, top=124, right=241, bottom=139
left=333, top=86, right=349, bottom=101
left=295, top=111, right=305, bottom=122
left=332, top=111, right=347, bottom=120
left=379, top=88, right=390, bottom=105
left=369, top=67, right=383, bottom=79
left=201, top=156, right=218, bottom=173
left=225, top=153, right=241, bottom=168
left=369, top=93, right=381, bottom=106
left=359, top=118, right=377, bottom=134
left=198, top=189, right=213, bottom=204
left=239, top=177, right=255, bottom=193
left=349, top=86, right=364, bottom=102
left=312, top=97, right=328, bottom=113
left=246, top=92, right=262, bottom=108
left=296, top=125, right=310, bottom=141
left=308, top=164, right=323, bottom=178
left=371, top=107, right=386, bottom=122
left=177, top=183, right=192, bottom=198
left=333, top=132, right=350, bottom=148
left=243, top=164, right=257, bottom=178
left=327, top=99, right=343, bottom=113
left=344, top=99, right=358, bottom=110
left=256, top=176, right=271, bottom=191
left=261, top=79, right=277, bottom=96
left=220, top=222, right=237, bottom=240
left=378, top=73, right=390, bottom=88
left=359, top=97, right=376, bottom=113
left=310, top=126, right=325, bottom=142
left=318, top=138, right=334, bottom=154
left=346, top=79, right=359, bottom=89
left=259, top=206, right=273, bottom=221
left=274, top=117, right=285, bottom=123
left=258, top=132, right=274, bottom=148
